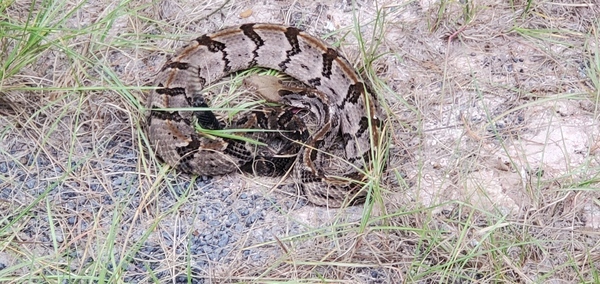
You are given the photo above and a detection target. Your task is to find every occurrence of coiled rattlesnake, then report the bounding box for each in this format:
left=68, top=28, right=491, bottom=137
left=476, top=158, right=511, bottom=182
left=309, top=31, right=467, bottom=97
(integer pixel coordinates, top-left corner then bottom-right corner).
left=146, top=23, right=384, bottom=207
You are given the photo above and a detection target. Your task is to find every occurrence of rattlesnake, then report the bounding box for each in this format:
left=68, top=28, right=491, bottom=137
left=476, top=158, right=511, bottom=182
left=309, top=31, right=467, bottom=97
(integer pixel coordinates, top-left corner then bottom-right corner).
left=146, top=23, right=384, bottom=207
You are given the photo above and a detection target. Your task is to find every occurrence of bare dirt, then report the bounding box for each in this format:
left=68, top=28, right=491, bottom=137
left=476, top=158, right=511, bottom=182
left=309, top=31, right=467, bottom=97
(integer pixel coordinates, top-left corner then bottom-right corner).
left=1, top=0, right=599, bottom=283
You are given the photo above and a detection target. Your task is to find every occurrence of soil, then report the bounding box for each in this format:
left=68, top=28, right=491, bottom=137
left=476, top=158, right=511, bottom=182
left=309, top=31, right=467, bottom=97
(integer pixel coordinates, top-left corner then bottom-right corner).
left=1, top=0, right=599, bottom=282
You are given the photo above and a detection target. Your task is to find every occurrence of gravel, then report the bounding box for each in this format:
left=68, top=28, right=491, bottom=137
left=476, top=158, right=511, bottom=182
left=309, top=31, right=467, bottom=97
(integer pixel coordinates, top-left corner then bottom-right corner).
left=0, top=129, right=317, bottom=282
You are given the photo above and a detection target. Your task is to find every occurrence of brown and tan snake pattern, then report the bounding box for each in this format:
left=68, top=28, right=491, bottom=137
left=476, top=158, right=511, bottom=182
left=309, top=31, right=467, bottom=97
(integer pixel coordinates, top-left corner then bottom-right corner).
left=146, top=23, right=384, bottom=207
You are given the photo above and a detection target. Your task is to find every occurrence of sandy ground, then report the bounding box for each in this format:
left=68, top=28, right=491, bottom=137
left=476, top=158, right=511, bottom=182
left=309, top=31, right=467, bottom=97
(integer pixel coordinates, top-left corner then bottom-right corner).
left=1, top=0, right=599, bottom=282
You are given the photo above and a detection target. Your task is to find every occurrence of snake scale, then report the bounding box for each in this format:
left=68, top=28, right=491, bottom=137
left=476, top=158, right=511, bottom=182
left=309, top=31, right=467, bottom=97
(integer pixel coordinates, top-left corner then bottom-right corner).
left=146, top=23, right=384, bottom=207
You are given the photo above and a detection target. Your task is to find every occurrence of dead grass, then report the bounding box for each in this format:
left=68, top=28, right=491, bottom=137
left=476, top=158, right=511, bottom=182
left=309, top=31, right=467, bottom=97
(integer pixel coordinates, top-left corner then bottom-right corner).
left=1, top=0, right=599, bottom=283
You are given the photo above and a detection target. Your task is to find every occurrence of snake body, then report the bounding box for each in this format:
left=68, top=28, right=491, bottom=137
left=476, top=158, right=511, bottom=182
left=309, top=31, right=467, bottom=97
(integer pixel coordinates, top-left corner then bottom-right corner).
left=146, top=23, right=383, bottom=207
